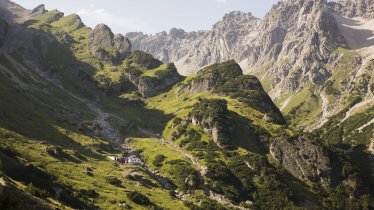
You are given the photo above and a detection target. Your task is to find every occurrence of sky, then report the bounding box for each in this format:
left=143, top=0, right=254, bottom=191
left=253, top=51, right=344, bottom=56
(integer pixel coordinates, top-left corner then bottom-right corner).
left=12, top=0, right=280, bottom=35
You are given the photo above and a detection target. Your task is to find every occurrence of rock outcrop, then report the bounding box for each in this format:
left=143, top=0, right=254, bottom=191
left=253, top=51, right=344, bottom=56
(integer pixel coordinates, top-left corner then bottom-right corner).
left=189, top=99, right=234, bottom=148
left=0, top=0, right=30, bottom=23
left=179, top=60, right=286, bottom=124
left=30, top=4, right=47, bottom=17
left=270, top=135, right=332, bottom=187
left=135, top=63, right=183, bottom=98
left=88, top=24, right=131, bottom=65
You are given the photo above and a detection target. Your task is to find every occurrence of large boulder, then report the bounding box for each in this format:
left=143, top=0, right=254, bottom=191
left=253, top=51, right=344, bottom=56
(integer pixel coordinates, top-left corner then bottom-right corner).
left=270, top=135, right=332, bottom=187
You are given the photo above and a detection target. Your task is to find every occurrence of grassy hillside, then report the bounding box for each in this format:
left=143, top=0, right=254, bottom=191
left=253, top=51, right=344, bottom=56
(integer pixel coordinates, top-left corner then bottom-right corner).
left=0, top=6, right=373, bottom=210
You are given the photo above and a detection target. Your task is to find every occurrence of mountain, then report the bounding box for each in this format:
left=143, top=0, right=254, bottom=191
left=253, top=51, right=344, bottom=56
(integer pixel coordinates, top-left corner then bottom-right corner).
left=127, top=0, right=374, bottom=130
left=0, top=0, right=373, bottom=209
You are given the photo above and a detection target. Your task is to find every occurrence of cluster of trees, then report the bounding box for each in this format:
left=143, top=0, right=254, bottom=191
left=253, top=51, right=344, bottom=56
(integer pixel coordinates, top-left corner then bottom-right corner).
left=189, top=99, right=233, bottom=147
left=124, top=51, right=162, bottom=69
left=168, top=159, right=200, bottom=191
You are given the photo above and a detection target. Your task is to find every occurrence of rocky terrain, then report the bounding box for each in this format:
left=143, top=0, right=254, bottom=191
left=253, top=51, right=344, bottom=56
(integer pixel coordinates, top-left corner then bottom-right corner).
left=88, top=24, right=131, bottom=65
left=270, top=135, right=332, bottom=187
left=128, top=0, right=374, bottom=130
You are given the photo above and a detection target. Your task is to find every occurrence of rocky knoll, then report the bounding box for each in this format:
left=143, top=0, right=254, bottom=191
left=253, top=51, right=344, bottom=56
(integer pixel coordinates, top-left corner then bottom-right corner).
left=123, top=51, right=184, bottom=97
left=135, top=63, right=183, bottom=98
left=270, top=135, right=332, bottom=187
left=88, top=24, right=131, bottom=65
left=179, top=60, right=285, bottom=124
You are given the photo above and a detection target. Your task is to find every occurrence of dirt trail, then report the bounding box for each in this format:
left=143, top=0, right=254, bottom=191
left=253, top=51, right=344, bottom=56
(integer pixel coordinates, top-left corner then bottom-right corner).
left=357, top=118, right=374, bottom=132
left=280, top=95, right=294, bottom=111
left=314, top=90, right=333, bottom=129
left=62, top=91, right=123, bottom=146
left=342, top=98, right=374, bottom=122
left=369, top=135, right=374, bottom=155
left=0, top=177, right=6, bottom=195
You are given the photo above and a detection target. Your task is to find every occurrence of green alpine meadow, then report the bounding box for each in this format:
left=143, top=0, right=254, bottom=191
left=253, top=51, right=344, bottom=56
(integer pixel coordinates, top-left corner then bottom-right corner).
left=0, top=0, right=373, bottom=209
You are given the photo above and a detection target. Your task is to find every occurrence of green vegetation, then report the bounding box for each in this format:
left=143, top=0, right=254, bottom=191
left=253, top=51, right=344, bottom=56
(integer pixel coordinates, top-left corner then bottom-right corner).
left=1, top=7, right=373, bottom=210
left=125, top=51, right=163, bottom=69
left=152, top=154, right=166, bottom=167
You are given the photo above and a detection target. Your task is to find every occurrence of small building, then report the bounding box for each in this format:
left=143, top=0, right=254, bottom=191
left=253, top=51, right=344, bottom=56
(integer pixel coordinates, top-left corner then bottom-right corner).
left=109, top=154, right=143, bottom=165
left=126, top=155, right=143, bottom=165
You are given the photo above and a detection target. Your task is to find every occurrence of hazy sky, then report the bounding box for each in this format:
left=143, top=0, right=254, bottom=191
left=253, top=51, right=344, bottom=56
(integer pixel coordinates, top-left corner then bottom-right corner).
left=12, top=0, right=280, bottom=34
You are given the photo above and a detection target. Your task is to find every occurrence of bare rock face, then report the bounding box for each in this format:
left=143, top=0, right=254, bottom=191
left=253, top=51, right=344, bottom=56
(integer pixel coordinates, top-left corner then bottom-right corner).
left=30, top=4, right=46, bottom=16
left=270, top=135, right=332, bottom=187
left=126, top=11, right=260, bottom=75
left=88, top=24, right=131, bottom=65
left=0, top=0, right=31, bottom=23
left=329, top=0, right=374, bottom=19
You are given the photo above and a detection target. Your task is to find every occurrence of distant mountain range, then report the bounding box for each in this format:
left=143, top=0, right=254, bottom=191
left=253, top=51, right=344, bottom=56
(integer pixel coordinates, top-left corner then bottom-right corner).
left=127, top=0, right=374, bottom=129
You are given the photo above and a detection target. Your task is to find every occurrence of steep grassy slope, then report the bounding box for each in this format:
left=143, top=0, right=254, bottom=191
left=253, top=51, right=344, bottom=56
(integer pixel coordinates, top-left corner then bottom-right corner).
left=0, top=51, right=188, bottom=209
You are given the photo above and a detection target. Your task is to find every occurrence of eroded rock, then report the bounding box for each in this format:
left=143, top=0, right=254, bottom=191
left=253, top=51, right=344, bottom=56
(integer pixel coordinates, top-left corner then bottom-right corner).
left=88, top=24, right=131, bottom=64
left=270, top=135, right=332, bottom=187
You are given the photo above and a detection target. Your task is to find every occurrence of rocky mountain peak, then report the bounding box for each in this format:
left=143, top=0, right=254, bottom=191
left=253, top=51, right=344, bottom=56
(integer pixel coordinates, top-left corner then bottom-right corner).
left=168, top=28, right=187, bottom=38
left=89, top=23, right=114, bottom=47
left=0, top=0, right=30, bottom=23
left=88, top=23, right=131, bottom=64
left=31, top=4, right=46, bottom=16
left=58, top=14, right=85, bottom=32
left=220, top=11, right=257, bottom=24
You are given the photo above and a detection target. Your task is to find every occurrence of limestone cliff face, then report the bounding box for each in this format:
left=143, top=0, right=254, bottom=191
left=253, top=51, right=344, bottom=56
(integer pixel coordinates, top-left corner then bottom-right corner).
left=88, top=24, right=131, bottom=65
left=270, top=135, right=332, bottom=187
left=126, top=11, right=260, bottom=76
left=329, top=0, right=374, bottom=19
left=127, top=0, right=374, bottom=128
left=127, top=0, right=348, bottom=94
